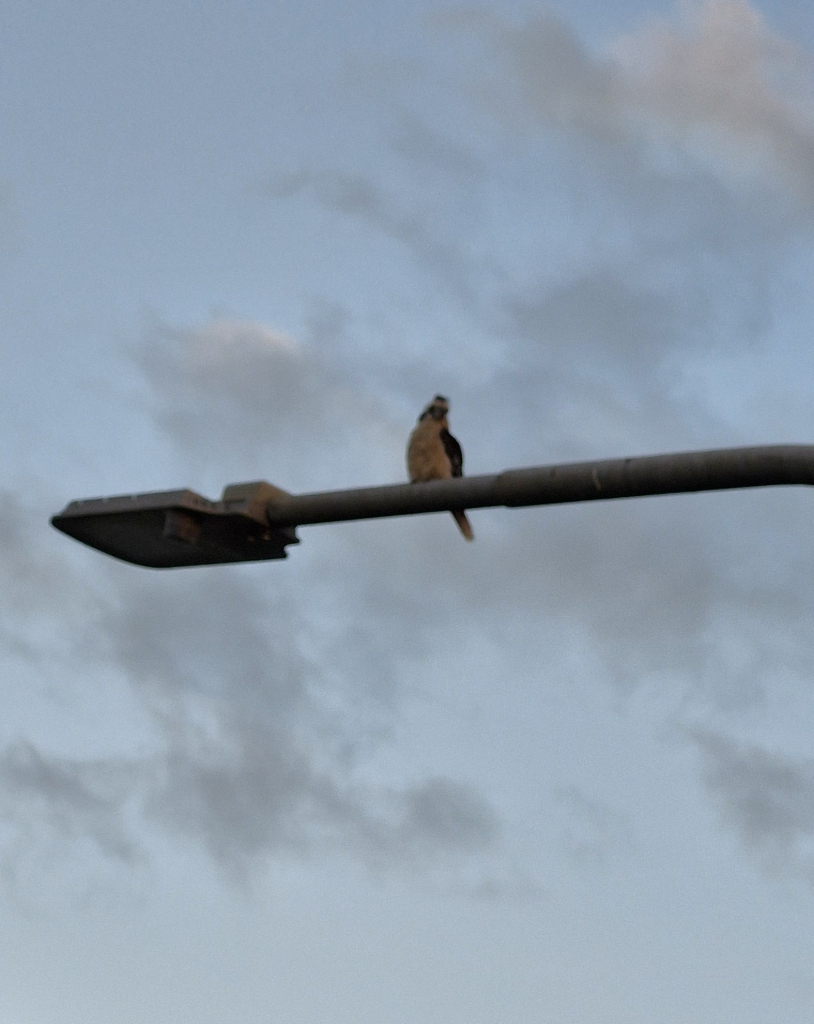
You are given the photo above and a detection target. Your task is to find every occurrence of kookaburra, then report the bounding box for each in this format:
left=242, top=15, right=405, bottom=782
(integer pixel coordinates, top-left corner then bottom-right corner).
left=406, top=394, right=474, bottom=541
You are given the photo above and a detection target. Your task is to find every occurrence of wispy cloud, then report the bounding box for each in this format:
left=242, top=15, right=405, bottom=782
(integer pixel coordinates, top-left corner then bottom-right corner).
left=612, top=0, right=814, bottom=197
left=0, top=742, right=143, bottom=895
left=479, top=0, right=814, bottom=201
left=265, top=169, right=488, bottom=314
left=388, top=112, right=485, bottom=178
left=0, top=549, right=509, bottom=887
left=137, top=317, right=401, bottom=491
left=556, top=785, right=634, bottom=865
left=691, top=728, right=814, bottom=883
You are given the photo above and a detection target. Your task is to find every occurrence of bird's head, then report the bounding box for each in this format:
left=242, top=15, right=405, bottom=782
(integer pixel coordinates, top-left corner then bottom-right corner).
left=419, top=394, right=450, bottom=423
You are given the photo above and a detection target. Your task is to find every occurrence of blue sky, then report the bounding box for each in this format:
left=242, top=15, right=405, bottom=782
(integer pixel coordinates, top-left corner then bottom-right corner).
left=3, top=1, right=814, bottom=1021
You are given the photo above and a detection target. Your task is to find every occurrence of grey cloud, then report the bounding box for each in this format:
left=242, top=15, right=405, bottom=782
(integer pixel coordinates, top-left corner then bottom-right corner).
left=389, top=113, right=485, bottom=177
left=0, top=490, right=97, bottom=663
left=0, top=395, right=504, bottom=888
left=425, top=3, right=809, bottom=389
left=488, top=1, right=814, bottom=203
left=303, top=298, right=353, bottom=351
left=0, top=512, right=507, bottom=887
left=146, top=715, right=352, bottom=873
left=493, top=258, right=744, bottom=463
left=98, top=571, right=306, bottom=716
left=265, top=169, right=485, bottom=313
left=691, top=729, right=814, bottom=882
left=0, top=492, right=75, bottom=610
left=504, top=268, right=683, bottom=377
left=395, top=777, right=499, bottom=855
left=473, top=5, right=811, bottom=406
left=556, top=785, right=634, bottom=865
left=0, top=725, right=502, bottom=887
left=137, top=317, right=401, bottom=491
left=99, top=564, right=502, bottom=877
left=612, top=0, right=814, bottom=199
left=0, top=742, right=142, bottom=873
left=439, top=872, right=544, bottom=903
left=494, top=13, right=623, bottom=142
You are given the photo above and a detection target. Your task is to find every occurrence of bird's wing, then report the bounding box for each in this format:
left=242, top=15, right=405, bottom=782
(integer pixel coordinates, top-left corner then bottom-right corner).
left=440, top=428, right=464, bottom=477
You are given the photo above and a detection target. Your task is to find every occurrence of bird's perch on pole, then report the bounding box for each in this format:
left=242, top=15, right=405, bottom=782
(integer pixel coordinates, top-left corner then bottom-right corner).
left=51, top=445, right=814, bottom=569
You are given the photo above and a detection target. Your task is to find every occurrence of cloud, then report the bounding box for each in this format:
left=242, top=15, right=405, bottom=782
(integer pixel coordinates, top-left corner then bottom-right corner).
left=0, top=327, right=509, bottom=886
left=0, top=490, right=97, bottom=662
left=97, top=556, right=506, bottom=880
left=265, top=169, right=486, bottom=314
left=394, top=776, right=499, bottom=856
left=691, top=729, right=814, bottom=883
left=483, top=10, right=623, bottom=141
left=484, top=0, right=814, bottom=202
left=146, top=712, right=500, bottom=881
left=0, top=491, right=508, bottom=888
left=0, top=742, right=143, bottom=894
left=137, top=317, right=401, bottom=491
left=0, top=723, right=503, bottom=889
left=505, top=268, right=681, bottom=372
left=0, top=742, right=140, bottom=858
left=556, top=785, right=634, bottom=865
left=613, top=0, right=814, bottom=197
left=388, top=113, right=485, bottom=178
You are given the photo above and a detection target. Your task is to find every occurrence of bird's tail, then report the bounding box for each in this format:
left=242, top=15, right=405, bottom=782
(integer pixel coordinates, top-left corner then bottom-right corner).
left=452, top=510, right=474, bottom=541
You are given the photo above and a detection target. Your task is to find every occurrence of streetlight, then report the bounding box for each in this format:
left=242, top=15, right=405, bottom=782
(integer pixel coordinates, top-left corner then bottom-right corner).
left=51, top=445, right=814, bottom=569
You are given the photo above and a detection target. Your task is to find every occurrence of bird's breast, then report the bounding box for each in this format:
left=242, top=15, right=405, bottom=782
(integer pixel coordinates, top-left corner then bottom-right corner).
left=407, top=423, right=452, bottom=482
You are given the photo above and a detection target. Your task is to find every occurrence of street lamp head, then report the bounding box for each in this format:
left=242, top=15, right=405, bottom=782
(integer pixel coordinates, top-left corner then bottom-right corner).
left=51, top=481, right=299, bottom=568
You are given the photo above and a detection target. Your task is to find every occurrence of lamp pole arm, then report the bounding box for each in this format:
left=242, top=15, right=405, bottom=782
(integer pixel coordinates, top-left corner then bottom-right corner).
left=264, top=445, right=814, bottom=528
left=51, top=445, right=814, bottom=568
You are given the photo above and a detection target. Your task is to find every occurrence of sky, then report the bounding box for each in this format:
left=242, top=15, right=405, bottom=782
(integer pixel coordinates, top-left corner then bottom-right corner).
left=3, top=0, right=814, bottom=1020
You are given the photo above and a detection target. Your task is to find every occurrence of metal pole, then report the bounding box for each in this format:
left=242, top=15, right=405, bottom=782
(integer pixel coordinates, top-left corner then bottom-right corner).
left=264, top=445, right=814, bottom=528
left=50, top=445, right=814, bottom=568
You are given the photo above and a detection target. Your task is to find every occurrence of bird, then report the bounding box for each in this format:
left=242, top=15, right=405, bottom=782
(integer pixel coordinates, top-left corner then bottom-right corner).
left=406, top=394, right=474, bottom=541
